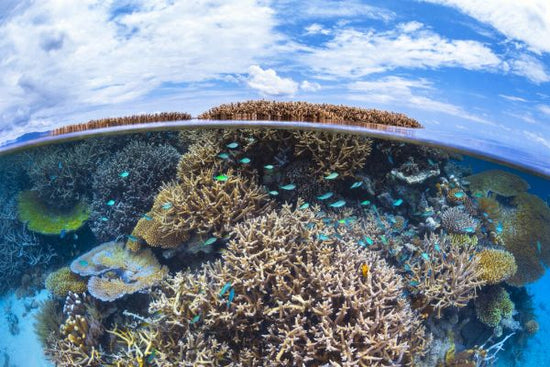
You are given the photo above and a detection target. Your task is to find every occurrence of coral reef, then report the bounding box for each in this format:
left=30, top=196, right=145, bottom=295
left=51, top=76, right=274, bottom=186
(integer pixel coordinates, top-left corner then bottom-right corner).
left=466, top=170, right=529, bottom=197
left=199, top=100, right=422, bottom=127
left=88, top=140, right=180, bottom=241
left=45, top=267, right=88, bottom=298
left=476, top=249, right=517, bottom=285
left=70, top=241, right=168, bottom=301
left=34, top=298, right=65, bottom=348
left=440, top=207, right=478, bottom=235
left=17, top=191, right=89, bottom=235
left=475, top=287, right=514, bottom=328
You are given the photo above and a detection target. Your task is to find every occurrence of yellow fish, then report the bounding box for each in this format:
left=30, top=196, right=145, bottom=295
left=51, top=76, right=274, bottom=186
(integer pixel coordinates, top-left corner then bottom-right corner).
left=361, top=264, right=369, bottom=278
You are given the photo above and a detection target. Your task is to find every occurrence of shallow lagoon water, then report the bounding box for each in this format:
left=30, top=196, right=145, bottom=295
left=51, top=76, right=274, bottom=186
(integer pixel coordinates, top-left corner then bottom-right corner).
left=0, top=122, right=549, bottom=366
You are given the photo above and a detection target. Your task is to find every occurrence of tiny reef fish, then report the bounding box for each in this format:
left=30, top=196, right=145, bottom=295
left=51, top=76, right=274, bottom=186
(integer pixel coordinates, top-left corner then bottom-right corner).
left=279, top=184, right=296, bottom=191
left=324, top=172, right=339, bottom=180
left=143, top=214, right=153, bottom=221
left=360, top=200, right=371, bottom=206
left=329, top=200, right=346, bottom=208
left=299, top=202, right=310, bottom=209
left=361, top=264, right=370, bottom=278
left=239, top=157, right=251, bottom=164
left=421, top=253, right=430, bottom=261
left=106, top=199, right=115, bottom=206
left=203, top=237, right=217, bottom=246
left=162, top=202, right=173, bottom=210
left=226, top=142, right=239, bottom=149
left=318, top=233, right=330, bottom=241
left=264, top=164, right=274, bottom=170
left=128, top=235, right=138, bottom=242
left=350, top=181, right=363, bottom=189
left=214, top=174, right=229, bottom=181
left=218, top=153, right=230, bottom=159
left=393, top=199, right=403, bottom=207
left=190, top=314, right=201, bottom=324
left=227, top=288, right=235, bottom=307
left=219, top=282, right=232, bottom=298
left=317, top=192, right=333, bottom=200
left=453, top=191, right=465, bottom=198
left=269, top=190, right=279, bottom=196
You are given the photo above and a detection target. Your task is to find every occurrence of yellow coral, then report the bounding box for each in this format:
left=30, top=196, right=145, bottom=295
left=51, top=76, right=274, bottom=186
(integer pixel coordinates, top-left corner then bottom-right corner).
left=475, top=286, right=514, bottom=327
left=45, top=267, right=87, bottom=297
left=449, top=233, right=479, bottom=248
left=476, top=249, right=517, bottom=284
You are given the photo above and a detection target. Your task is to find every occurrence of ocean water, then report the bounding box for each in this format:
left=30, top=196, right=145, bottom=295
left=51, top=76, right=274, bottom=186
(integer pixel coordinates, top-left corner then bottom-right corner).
left=0, top=125, right=549, bottom=367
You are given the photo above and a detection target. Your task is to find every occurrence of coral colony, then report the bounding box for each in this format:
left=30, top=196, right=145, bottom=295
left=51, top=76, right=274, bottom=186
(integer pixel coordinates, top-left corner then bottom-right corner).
left=0, top=101, right=546, bottom=366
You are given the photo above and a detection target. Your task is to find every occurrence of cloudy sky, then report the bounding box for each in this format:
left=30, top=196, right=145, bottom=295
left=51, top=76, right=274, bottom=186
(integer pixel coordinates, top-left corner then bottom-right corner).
left=1, top=0, right=549, bottom=166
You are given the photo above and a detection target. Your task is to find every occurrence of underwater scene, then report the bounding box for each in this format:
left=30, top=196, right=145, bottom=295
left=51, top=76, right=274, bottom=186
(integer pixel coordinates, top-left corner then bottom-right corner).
left=0, top=103, right=549, bottom=367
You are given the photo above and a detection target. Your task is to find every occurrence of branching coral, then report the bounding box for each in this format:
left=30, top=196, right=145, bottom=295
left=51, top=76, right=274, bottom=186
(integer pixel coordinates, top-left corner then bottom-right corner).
left=123, top=203, right=428, bottom=366
left=476, top=249, right=517, bottom=285
left=294, top=131, right=373, bottom=178
left=70, top=241, right=168, bottom=301
left=406, top=233, right=485, bottom=318
left=88, top=140, right=180, bottom=241
left=45, top=267, right=87, bottom=298
left=440, top=207, right=478, bottom=235
left=475, top=286, right=514, bottom=328
left=466, top=170, right=529, bottom=197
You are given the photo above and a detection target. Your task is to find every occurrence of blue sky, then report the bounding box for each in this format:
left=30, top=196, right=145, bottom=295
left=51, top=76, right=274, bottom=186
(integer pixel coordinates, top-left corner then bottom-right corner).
left=1, top=0, right=550, bottom=165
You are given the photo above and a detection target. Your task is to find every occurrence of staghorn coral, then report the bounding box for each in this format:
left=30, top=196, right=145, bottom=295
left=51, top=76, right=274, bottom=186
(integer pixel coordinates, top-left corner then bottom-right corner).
left=70, top=241, right=168, bottom=301
left=17, top=190, right=89, bottom=235
left=406, top=233, right=485, bottom=318
left=476, top=249, right=517, bottom=285
left=199, top=100, right=422, bottom=127
left=132, top=168, right=272, bottom=249
left=118, top=203, right=428, bottom=366
left=294, top=130, right=372, bottom=178
left=440, top=207, right=478, bottom=235
left=466, top=170, right=529, bottom=197
left=475, top=286, right=514, bottom=328
left=176, top=134, right=226, bottom=178
left=89, top=140, right=180, bottom=241
left=45, top=267, right=88, bottom=298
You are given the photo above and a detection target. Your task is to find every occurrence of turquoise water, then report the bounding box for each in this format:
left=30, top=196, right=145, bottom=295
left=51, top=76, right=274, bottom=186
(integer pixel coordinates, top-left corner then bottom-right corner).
left=0, top=126, right=549, bottom=366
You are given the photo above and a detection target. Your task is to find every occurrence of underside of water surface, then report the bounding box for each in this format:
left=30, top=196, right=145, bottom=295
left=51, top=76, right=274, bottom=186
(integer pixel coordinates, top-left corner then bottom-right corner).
left=0, top=121, right=549, bottom=366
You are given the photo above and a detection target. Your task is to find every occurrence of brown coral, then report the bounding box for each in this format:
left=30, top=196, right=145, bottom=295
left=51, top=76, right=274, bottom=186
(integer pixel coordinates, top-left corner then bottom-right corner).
left=475, top=286, right=514, bottom=327
left=45, top=267, right=87, bottom=298
left=476, top=249, right=517, bottom=284
left=466, top=170, right=529, bottom=197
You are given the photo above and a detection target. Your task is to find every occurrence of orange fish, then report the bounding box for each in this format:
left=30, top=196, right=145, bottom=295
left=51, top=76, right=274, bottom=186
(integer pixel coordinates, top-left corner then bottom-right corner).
left=361, top=264, right=369, bottom=278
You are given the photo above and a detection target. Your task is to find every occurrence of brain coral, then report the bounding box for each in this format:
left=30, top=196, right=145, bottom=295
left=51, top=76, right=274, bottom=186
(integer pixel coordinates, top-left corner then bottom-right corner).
left=125, top=203, right=428, bottom=366
left=89, top=140, right=180, bottom=242
left=70, top=241, right=168, bottom=301
left=466, top=170, right=529, bottom=197
left=45, top=267, right=87, bottom=297
left=476, top=249, right=517, bottom=285
left=475, top=286, right=514, bottom=328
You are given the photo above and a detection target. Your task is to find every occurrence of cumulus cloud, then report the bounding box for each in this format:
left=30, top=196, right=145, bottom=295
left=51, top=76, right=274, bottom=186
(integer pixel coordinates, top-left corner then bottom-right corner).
left=421, top=0, right=550, bottom=54
left=298, top=0, right=394, bottom=21
left=0, top=0, right=278, bottom=140
left=300, top=80, right=322, bottom=92
left=246, top=65, right=299, bottom=96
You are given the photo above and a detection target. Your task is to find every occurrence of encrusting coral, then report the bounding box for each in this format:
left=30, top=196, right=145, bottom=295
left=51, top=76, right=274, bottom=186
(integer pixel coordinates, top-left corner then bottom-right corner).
left=45, top=267, right=88, bottom=298
left=17, top=190, right=90, bottom=235
left=70, top=241, right=168, bottom=301
left=476, top=249, right=517, bottom=285
left=113, top=203, right=429, bottom=366
left=466, top=170, right=529, bottom=197
left=475, top=286, right=514, bottom=328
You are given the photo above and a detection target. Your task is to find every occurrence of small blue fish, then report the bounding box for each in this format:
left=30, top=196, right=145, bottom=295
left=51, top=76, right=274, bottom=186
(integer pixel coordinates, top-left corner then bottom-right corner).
left=428, top=159, right=436, bottom=166
left=226, top=142, right=239, bottom=149
left=380, top=235, right=388, bottom=245
left=264, top=164, right=274, bottom=170
left=128, top=235, right=138, bottom=242
left=421, top=253, right=430, bottom=261
left=214, top=174, right=229, bottom=182
left=106, top=200, right=115, bottom=206
left=143, top=214, right=153, bottom=221
left=218, top=153, right=230, bottom=159
left=299, top=202, right=310, bottom=210
left=329, top=200, right=346, bottom=208
left=393, top=199, right=403, bottom=207
left=537, top=241, right=542, bottom=254
left=120, top=171, right=129, bottom=178
left=269, top=190, right=279, bottom=196
left=365, top=237, right=373, bottom=246
left=463, top=227, right=475, bottom=233
left=317, top=192, right=333, bottom=200
left=360, top=200, right=371, bottom=206
left=58, top=161, right=63, bottom=169
left=227, top=288, right=235, bottom=307
left=483, top=212, right=489, bottom=217
left=239, top=157, right=251, bottom=164
left=203, top=237, right=217, bottom=246
left=496, top=222, right=503, bottom=234
left=350, top=181, right=363, bottom=189
left=324, top=172, right=339, bottom=180
left=318, top=233, right=330, bottom=241
left=279, top=184, right=296, bottom=191
left=434, top=244, right=441, bottom=252
left=388, top=155, right=394, bottom=165
left=453, top=191, right=465, bottom=199
left=49, top=175, right=57, bottom=181
left=59, top=229, right=67, bottom=239
left=79, top=260, right=89, bottom=267
left=219, top=282, right=232, bottom=298
left=100, top=216, right=109, bottom=222
left=190, top=314, right=201, bottom=324
left=162, top=202, right=173, bottom=210
left=404, top=264, right=412, bottom=272
left=147, top=350, right=157, bottom=363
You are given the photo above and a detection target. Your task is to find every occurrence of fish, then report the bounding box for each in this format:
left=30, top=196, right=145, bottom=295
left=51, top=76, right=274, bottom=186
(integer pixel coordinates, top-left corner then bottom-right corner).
left=365, top=237, right=374, bottom=246
left=434, top=244, right=441, bottom=252
left=428, top=158, right=436, bottom=166
left=119, top=171, right=129, bottom=178
left=537, top=241, right=542, bottom=254
left=128, top=235, right=138, bottom=242
left=264, top=164, right=274, bottom=170
left=324, top=172, right=339, bottom=180
left=143, top=214, right=153, bottom=221
left=58, top=161, right=63, bottom=169
left=463, top=227, right=475, bottom=233
left=279, top=184, right=296, bottom=191
left=190, top=314, right=201, bottom=324
left=388, top=155, right=394, bottom=165
left=100, top=216, right=109, bottom=222
left=421, top=253, right=430, bottom=261
left=317, top=192, right=333, bottom=200
left=79, top=260, right=89, bottom=267
left=393, top=199, right=403, bottom=207
left=106, top=200, right=115, bottom=206
left=59, top=229, right=66, bottom=239
left=214, top=174, right=229, bottom=181
left=299, top=202, right=310, bottom=210
left=226, top=142, right=239, bottom=149
left=453, top=191, right=465, bottom=199
left=162, top=202, right=173, bottom=210
left=269, top=190, right=279, bottom=196
left=219, top=282, right=232, bottom=298
left=239, top=157, right=251, bottom=164
left=350, top=181, right=363, bottom=189
left=218, top=153, right=230, bottom=159
left=329, top=200, right=346, bottom=208
left=361, top=264, right=370, bottom=278
left=496, top=222, right=503, bottom=234
left=409, top=281, right=419, bottom=287
left=203, top=237, right=217, bottom=246
left=318, top=233, right=330, bottom=241
left=49, top=175, right=57, bottom=181
left=227, top=288, right=235, bottom=307
left=147, top=349, right=157, bottom=363
left=360, top=200, right=371, bottom=206
left=380, top=235, right=388, bottom=245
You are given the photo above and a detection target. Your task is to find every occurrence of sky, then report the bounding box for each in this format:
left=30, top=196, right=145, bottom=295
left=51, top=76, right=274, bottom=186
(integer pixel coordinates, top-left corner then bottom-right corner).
left=1, top=0, right=550, bottom=169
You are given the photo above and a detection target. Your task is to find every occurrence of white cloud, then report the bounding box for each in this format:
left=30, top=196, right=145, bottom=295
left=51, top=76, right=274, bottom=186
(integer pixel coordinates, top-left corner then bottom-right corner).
left=523, top=130, right=550, bottom=150
left=349, top=76, right=494, bottom=124
left=305, top=23, right=331, bottom=35
left=300, top=80, right=321, bottom=92
left=538, top=104, right=550, bottom=116
left=246, top=65, right=299, bottom=96
left=499, top=94, right=527, bottom=102
left=300, top=0, right=394, bottom=21
left=302, top=22, right=503, bottom=78
left=421, top=0, right=550, bottom=54
left=0, top=0, right=278, bottom=140
left=507, top=54, right=550, bottom=83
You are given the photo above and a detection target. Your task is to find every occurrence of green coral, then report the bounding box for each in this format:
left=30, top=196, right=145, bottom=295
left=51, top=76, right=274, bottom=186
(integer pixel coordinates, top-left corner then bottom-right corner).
left=475, top=286, right=514, bottom=327
left=17, top=191, right=89, bottom=235
left=45, top=267, right=88, bottom=297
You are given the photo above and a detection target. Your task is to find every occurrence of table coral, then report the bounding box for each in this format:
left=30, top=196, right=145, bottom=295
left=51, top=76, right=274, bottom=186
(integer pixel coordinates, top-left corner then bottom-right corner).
left=476, top=249, right=517, bottom=285
left=466, top=170, right=529, bottom=197
left=70, top=241, right=168, bottom=301
left=45, top=267, right=87, bottom=297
